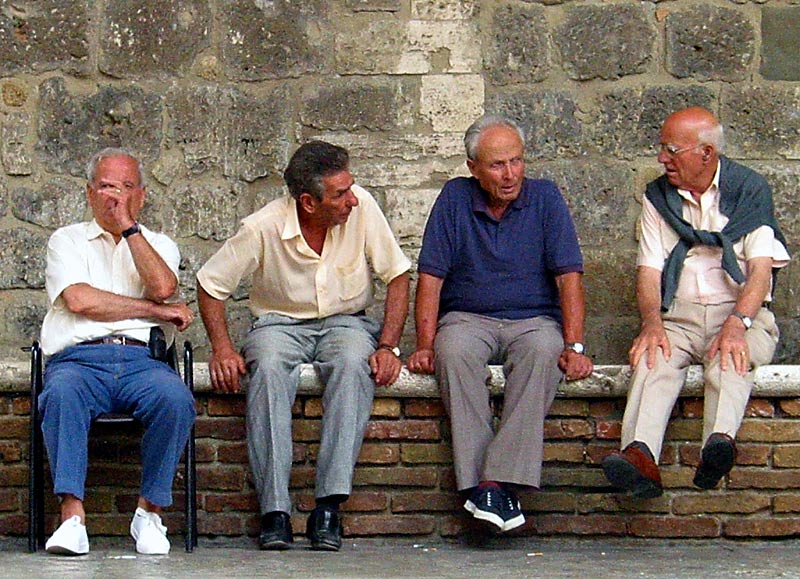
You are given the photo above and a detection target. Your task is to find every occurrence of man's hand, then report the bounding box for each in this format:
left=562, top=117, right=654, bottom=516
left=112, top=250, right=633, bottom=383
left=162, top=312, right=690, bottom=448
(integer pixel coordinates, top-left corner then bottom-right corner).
left=708, top=316, right=750, bottom=376
left=407, top=348, right=435, bottom=374
left=153, top=302, right=194, bottom=331
left=95, top=181, right=137, bottom=233
left=558, top=350, right=593, bottom=381
left=209, top=345, right=247, bottom=393
left=369, top=348, right=402, bottom=387
left=629, top=319, right=672, bottom=369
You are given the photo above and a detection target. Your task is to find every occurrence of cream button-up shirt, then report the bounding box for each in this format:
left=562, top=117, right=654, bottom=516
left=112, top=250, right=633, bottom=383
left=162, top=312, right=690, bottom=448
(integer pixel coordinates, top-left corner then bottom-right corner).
left=637, top=163, right=790, bottom=305
left=197, top=185, right=411, bottom=319
left=40, top=220, right=181, bottom=356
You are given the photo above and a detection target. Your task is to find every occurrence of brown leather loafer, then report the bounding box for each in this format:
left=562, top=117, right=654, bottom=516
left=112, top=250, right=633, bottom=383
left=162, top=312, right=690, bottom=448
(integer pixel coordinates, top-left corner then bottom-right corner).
left=694, top=432, right=737, bottom=489
left=601, top=441, right=663, bottom=498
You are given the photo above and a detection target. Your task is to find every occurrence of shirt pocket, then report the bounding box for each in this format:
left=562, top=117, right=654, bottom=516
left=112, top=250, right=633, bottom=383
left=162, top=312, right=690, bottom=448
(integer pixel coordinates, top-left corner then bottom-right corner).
left=335, top=258, right=368, bottom=302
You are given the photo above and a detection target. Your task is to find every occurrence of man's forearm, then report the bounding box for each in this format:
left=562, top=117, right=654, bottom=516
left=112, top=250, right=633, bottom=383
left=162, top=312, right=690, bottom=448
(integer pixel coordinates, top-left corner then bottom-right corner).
left=377, top=272, right=410, bottom=347
left=414, top=273, right=444, bottom=350
left=636, top=266, right=664, bottom=326
left=197, top=283, right=236, bottom=352
left=61, top=283, right=160, bottom=322
left=126, top=233, right=178, bottom=303
left=555, top=271, right=586, bottom=344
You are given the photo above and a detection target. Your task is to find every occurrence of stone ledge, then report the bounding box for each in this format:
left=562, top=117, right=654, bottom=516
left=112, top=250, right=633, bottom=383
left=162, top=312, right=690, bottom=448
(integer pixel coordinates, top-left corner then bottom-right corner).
left=2, top=360, right=800, bottom=398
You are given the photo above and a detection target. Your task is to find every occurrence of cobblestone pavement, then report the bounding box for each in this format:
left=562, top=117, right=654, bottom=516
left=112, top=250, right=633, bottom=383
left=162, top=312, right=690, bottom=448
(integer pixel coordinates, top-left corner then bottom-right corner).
left=2, top=536, right=800, bottom=579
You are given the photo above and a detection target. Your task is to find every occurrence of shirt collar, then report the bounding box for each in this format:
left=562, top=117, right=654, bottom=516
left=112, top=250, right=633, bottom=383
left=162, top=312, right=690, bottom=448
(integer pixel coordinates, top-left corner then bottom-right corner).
left=470, top=178, right=530, bottom=217
left=281, top=197, right=303, bottom=241
left=85, top=219, right=109, bottom=241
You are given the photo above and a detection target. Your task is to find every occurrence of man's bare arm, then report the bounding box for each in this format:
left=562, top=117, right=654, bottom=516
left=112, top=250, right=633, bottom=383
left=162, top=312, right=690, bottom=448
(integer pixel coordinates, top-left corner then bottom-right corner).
left=406, top=273, right=444, bottom=375
left=197, top=283, right=246, bottom=393
left=370, top=272, right=410, bottom=387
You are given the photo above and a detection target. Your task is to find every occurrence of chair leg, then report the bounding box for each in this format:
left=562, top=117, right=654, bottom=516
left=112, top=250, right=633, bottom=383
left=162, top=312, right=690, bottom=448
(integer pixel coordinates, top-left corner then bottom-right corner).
left=27, top=342, right=46, bottom=552
left=183, top=342, right=198, bottom=552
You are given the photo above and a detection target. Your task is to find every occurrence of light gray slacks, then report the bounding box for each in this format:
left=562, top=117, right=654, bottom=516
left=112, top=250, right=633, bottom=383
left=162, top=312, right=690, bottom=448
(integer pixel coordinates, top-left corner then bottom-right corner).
left=242, top=312, right=380, bottom=515
left=434, top=311, right=564, bottom=491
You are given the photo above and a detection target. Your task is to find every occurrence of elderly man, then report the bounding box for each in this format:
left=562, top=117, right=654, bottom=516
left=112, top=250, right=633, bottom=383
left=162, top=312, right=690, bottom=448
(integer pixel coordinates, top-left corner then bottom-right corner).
left=407, top=115, right=593, bottom=533
left=39, top=148, right=196, bottom=555
left=602, top=107, right=790, bottom=498
left=197, top=141, right=410, bottom=551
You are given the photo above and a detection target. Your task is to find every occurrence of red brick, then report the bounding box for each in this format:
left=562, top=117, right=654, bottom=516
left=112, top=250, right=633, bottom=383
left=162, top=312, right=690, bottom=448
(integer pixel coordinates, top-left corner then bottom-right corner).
left=364, top=420, right=440, bottom=441
left=774, top=495, right=800, bottom=513
left=291, top=399, right=302, bottom=416
left=292, top=419, right=321, bottom=441
left=11, top=397, right=30, bottom=416
left=585, top=443, right=619, bottom=465
left=199, top=513, right=246, bottom=536
left=194, top=416, right=246, bottom=440
left=773, top=444, right=800, bottom=468
left=549, top=400, right=589, bottom=417
left=371, top=399, right=401, bottom=418
left=0, top=417, right=29, bottom=438
left=392, top=492, right=459, bottom=513
left=354, top=467, right=438, bottom=487
left=738, top=420, right=800, bottom=442
left=194, top=440, right=218, bottom=463
left=403, top=400, right=446, bottom=418
left=401, top=443, right=452, bottom=464
left=357, top=443, right=400, bottom=465
left=672, top=493, right=770, bottom=514
left=729, top=469, right=800, bottom=490
left=0, top=441, right=22, bottom=463
left=86, top=465, right=140, bottom=487
left=745, top=399, right=774, bottom=417
left=543, top=419, right=593, bottom=439
left=197, top=465, right=246, bottom=491
left=595, top=420, right=621, bottom=440
left=779, top=399, right=800, bottom=416
left=535, top=514, right=628, bottom=536
left=342, top=492, right=389, bottom=512
left=725, top=518, right=800, bottom=538
left=289, top=466, right=315, bottom=489
left=0, top=489, right=20, bottom=512
left=343, top=514, right=436, bottom=536
left=304, top=399, right=323, bottom=418
left=664, top=419, right=702, bottom=441
left=577, top=493, right=670, bottom=514
left=588, top=400, right=617, bottom=418
left=216, top=442, right=249, bottom=464
left=205, top=493, right=258, bottom=513
left=629, top=516, right=720, bottom=537
left=543, top=442, right=585, bottom=463
left=737, top=444, right=770, bottom=466
left=682, top=399, right=703, bottom=418
left=207, top=397, right=246, bottom=416
left=523, top=491, right=576, bottom=513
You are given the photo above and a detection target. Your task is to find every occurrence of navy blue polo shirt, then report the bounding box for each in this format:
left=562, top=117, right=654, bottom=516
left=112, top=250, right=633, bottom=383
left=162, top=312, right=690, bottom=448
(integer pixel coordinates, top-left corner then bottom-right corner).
left=418, top=176, right=584, bottom=322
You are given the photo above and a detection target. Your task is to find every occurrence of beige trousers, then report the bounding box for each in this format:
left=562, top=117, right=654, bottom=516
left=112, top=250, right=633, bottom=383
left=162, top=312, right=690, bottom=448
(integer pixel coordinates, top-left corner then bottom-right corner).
left=621, top=299, right=778, bottom=462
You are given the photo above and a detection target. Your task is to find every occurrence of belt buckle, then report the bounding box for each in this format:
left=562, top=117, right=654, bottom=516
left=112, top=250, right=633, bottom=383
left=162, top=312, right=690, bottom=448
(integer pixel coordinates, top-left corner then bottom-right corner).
left=109, top=336, right=125, bottom=345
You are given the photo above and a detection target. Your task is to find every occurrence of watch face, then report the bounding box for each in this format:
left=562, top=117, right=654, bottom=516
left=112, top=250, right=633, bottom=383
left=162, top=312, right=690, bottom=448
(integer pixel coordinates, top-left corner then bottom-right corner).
left=569, top=342, right=584, bottom=354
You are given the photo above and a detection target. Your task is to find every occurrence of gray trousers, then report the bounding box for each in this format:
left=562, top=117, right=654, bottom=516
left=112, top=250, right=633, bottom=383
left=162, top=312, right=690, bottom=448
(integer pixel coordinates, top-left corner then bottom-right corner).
left=622, top=300, right=779, bottom=461
left=242, top=312, right=380, bottom=515
left=434, top=311, right=564, bottom=491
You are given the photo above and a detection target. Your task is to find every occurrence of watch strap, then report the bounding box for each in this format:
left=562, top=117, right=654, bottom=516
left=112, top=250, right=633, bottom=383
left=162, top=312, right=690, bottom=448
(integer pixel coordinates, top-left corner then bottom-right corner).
left=121, top=222, right=141, bottom=238
left=378, top=344, right=401, bottom=357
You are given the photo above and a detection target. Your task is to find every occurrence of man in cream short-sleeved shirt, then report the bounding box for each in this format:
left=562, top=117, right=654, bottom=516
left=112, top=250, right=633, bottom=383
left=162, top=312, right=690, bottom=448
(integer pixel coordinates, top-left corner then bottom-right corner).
left=197, top=141, right=410, bottom=552
left=602, top=107, right=790, bottom=499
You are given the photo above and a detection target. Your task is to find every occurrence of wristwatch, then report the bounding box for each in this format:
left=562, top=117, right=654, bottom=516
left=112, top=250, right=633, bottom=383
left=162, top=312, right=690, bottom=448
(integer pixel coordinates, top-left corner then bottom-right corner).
left=730, top=311, right=752, bottom=329
left=565, top=342, right=585, bottom=355
left=121, top=222, right=141, bottom=239
left=378, top=344, right=401, bottom=357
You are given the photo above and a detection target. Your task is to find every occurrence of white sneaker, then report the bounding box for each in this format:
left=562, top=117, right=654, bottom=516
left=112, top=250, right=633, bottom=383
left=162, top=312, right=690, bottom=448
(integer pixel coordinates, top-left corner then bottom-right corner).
left=45, top=515, right=89, bottom=555
left=130, top=507, right=171, bottom=555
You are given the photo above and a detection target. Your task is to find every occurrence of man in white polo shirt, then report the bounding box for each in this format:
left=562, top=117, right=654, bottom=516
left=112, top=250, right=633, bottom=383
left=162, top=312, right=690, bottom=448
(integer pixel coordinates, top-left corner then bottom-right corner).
left=39, top=148, right=195, bottom=555
left=197, top=141, right=410, bottom=551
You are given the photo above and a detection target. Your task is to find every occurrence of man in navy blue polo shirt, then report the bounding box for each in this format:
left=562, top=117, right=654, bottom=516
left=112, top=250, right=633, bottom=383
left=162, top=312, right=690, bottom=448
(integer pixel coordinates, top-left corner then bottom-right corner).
left=407, top=115, right=593, bottom=533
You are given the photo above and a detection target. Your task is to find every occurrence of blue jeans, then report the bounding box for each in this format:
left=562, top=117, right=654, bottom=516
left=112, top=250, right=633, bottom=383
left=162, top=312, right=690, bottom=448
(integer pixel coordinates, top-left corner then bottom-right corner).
left=242, top=312, right=381, bottom=514
left=39, top=344, right=196, bottom=507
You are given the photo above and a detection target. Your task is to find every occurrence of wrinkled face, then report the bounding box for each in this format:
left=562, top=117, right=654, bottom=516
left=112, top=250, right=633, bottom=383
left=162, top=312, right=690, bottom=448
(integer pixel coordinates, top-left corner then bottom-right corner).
left=657, top=117, right=711, bottom=192
left=467, top=125, right=525, bottom=209
left=311, top=169, right=359, bottom=227
left=86, top=155, right=145, bottom=233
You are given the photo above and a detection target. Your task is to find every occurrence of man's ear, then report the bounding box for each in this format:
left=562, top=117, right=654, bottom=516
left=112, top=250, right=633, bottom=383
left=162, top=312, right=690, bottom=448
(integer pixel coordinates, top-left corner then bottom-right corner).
left=298, top=192, right=317, bottom=214
left=466, top=159, right=476, bottom=176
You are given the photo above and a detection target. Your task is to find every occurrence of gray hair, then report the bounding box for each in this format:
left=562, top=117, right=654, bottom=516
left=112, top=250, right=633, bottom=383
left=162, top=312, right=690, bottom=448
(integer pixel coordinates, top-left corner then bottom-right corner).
left=464, top=115, right=526, bottom=161
left=698, top=122, right=725, bottom=153
left=85, top=148, right=145, bottom=187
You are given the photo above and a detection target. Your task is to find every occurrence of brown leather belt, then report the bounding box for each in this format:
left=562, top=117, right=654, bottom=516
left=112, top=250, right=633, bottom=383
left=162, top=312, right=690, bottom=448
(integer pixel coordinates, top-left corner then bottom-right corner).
left=78, top=335, right=147, bottom=347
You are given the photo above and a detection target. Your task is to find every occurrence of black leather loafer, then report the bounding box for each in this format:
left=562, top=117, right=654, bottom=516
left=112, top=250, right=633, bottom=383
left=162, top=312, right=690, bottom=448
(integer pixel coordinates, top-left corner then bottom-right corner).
left=306, top=506, right=342, bottom=551
left=259, top=511, right=293, bottom=550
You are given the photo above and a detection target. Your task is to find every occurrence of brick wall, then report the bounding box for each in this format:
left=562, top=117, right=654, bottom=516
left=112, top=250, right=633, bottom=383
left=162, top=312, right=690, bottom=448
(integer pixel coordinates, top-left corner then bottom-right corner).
left=4, top=384, right=800, bottom=541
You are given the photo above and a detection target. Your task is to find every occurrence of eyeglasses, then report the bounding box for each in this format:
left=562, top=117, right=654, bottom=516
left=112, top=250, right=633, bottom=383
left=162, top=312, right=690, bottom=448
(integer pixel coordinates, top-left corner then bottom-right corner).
left=659, top=143, right=705, bottom=158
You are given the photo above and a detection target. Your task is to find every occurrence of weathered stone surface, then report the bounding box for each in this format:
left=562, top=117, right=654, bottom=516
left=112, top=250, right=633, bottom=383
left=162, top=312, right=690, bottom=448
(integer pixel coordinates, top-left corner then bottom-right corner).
left=301, top=78, right=414, bottom=132
left=0, top=178, right=6, bottom=217
left=99, top=0, right=211, bottom=78
left=0, top=228, right=47, bottom=289
left=420, top=75, right=483, bottom=133
left=528, top=161, right=638, bottom=248
left=221, top=0, right=328, bottom=80
left=11, top=180, right=86, bottom=229
left=383, top=188, right=440, bottom=247
left=485, top=4, right=549, bottom=85
left=721, top=87, right=800, bottom=159
left=666, top=6, right=755, bottom=81
left=335, top=17, right=480, bottom=74
left=166, top=85, right=292, bottom=182
left=1, top=81, right=28, bottom=107
left=595, top=86, right=716, bottom=160
left=35, top=78, right=162, bottom=178
left=1, top=293, right=47, bottom=345
left=761, top=7, right=800, bottom=81
left=748, top=163, right=800, bottom=248
left=581, top=248, right=638, bottom=315
left=489, top=90, right=583, bottom=159
left=0, top=0, right=89, bottom=75
left=163, top=181, right=243, bottom=241
left=346, top=0, right=401, bottom=11
left=557, top=4, right=654, bottom=80
left=1, top=112, right=32, bottom=175
left=412, top=0, right=477, bottom=20
left=776, top=318, right=800, bottom=365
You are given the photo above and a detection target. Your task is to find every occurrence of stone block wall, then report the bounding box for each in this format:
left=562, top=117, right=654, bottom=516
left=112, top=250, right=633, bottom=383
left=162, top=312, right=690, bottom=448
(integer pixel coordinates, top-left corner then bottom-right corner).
left=0, top=0, right=799, bottom=364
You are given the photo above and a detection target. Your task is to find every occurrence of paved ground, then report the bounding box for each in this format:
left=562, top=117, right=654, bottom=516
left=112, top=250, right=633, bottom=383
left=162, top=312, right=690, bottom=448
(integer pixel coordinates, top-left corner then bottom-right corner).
left=3, top=536, right=800, bottom=579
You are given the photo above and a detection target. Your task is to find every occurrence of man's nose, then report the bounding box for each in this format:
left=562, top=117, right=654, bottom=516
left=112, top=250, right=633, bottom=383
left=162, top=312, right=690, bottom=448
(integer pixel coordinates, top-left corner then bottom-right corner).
left=346, top=189, right=359, bottom=206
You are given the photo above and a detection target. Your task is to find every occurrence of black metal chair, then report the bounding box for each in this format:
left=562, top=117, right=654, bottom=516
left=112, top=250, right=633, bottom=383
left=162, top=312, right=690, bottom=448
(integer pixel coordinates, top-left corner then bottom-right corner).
left=27, top=339, right=197, bottom=553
